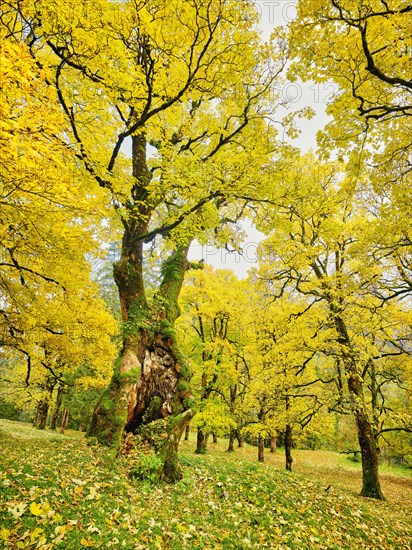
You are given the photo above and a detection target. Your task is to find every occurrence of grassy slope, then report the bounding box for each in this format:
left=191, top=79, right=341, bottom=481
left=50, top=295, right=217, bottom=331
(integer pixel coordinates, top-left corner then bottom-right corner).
left=0, top=420, right=410, bottom=549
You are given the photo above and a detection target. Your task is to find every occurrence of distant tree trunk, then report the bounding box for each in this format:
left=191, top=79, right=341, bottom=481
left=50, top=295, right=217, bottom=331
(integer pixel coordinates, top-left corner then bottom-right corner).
left=237, top=433, right=244, bottom=448
left=212, top=432, right=218, bottom=443
left=196, top=428, right=208, bottom=454
left=60, top=408, right=69, bottom=434
left=270, top=434, right=277, bottom=453
left=184, top=425, right=190, bottom=441
left=34, top=399, right=49, bottom=429
left=257, top=405, right=266, bottom=462
left=258, top=435, right=265, bottom=462
left=285, top=424, right=293, bottom=471
left=50, top=385, right=64, bottom=430
left=33, top=377, right=56, bottom=429
left=228, top=430, right=236, bottom=452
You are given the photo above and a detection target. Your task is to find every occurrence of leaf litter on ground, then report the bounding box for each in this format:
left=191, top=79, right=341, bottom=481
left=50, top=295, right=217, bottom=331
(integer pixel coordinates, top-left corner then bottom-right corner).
left=0, top=419, right=411, bottom=549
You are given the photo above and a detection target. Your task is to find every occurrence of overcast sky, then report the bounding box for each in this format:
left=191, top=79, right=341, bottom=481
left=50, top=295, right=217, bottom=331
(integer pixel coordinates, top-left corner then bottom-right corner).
left=189, top=0, right=332, bottom=277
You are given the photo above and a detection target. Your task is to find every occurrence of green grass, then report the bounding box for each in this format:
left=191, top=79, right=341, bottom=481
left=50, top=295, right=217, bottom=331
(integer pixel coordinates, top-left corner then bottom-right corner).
left=0, top=420, right=411, bottom=549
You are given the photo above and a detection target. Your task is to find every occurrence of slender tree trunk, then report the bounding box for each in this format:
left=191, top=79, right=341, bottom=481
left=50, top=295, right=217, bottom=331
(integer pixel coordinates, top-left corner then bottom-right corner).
left=311, top=258, right=385, bottom=500
left=334, top=313, right=384, bottom=499
left=258, top=435, right=265, bottom=462
left=285, top=424, right=293, bottom=471
left=270, top=434, right=277, bottom=453
left=237, top=432, right=244, bottom=448
left=196, top=428, right=208, bottom=454
left=346, top=365, right=384, bottom=499
left=212, top=432, right=218, bottom=443
left=228, top=430, right=235, bottom=452
left=184, top=425, right=190, bottom=441
left=51, top=385, right=64, bottom=430
left=60, top=408, right=69, bottom=434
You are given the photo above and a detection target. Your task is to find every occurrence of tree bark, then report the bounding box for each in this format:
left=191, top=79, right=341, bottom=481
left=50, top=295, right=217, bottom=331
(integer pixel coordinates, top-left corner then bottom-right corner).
left=60, top=408, right=69, bottom=434
left=334, top=312, right=384, bottom=499
left=50, top=384, right=64, bottom=430
left=196, top=428, right=208, bottom=454
left=285, top=424, right=293, bottom=471
left=311, top=258, right=384, bottom=499
left=258, top=435, right=265, bottom=462
left=270, top=434, right=277, bottom=453
left=184, top=425, right=190, bottom=441
left=34, top=399, right=49, bottom=430
left=228, top=430, right=236, bottom=452
left=33, top=377, right=56, bottom=429
left=88, top=239, right=195, bottom=482
left=212, top=432, right=218, bottom=443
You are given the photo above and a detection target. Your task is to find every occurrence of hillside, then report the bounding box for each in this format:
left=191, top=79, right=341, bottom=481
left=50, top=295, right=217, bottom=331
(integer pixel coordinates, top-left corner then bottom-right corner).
left=0, top=420, right=411, bottom=549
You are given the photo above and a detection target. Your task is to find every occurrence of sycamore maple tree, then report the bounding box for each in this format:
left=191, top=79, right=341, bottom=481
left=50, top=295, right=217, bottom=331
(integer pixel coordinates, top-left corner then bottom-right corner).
left=177, top=267, right=251, bottom=454
left=1, top=0, right=287, bottom=480
left=0, top=35, right=118, bottom=415
left=256, top=151, right=412, bottom=499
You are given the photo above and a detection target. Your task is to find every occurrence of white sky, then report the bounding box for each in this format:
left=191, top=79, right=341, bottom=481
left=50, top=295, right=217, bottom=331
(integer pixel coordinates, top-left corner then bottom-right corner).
left=188, top=0, right=332, bottom=277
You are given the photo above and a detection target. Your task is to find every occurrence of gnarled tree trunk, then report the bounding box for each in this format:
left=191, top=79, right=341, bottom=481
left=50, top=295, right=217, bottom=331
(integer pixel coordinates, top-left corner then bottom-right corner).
left=88, top=241, right=195, bottom=482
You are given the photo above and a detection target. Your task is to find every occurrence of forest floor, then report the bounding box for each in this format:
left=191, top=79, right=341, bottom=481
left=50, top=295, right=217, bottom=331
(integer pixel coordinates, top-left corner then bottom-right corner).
left=0, top=419, right=411, bottom=549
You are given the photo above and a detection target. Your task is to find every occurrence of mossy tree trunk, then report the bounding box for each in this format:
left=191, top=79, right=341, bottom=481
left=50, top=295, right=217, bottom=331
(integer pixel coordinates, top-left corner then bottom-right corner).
left=311, top=261, right=384, bottom=500
left=88, top=245, right=195, bottom=481
left=88, top=135, right=195, bottom=482
left=196, top=428, right=208, bottom=454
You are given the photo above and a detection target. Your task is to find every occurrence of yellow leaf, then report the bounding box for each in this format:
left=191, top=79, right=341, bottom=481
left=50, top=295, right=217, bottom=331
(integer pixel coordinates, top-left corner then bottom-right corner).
left=29, top=502, right=43, bottom=516
left=0, top=528, right=11, bottom=541
left=80, top=538, right=96, bottom=547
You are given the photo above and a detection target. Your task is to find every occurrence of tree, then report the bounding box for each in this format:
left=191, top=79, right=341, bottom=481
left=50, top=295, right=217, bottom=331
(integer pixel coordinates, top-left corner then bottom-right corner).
left=256, top=151, right=412, bottom=498
left=177, top=266, right=249, bottom=453
left=2, top=0, right=287, bottom=480
left=290, top=1, right=411, bottom=182
left=0, top=35, right=118, bottom=389
left=240, top=294, right=326, bottom=468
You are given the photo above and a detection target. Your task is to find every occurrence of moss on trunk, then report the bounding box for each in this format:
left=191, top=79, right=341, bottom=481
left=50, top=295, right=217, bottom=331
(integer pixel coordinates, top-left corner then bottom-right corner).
left=88, top=247, right=195, bottom=482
